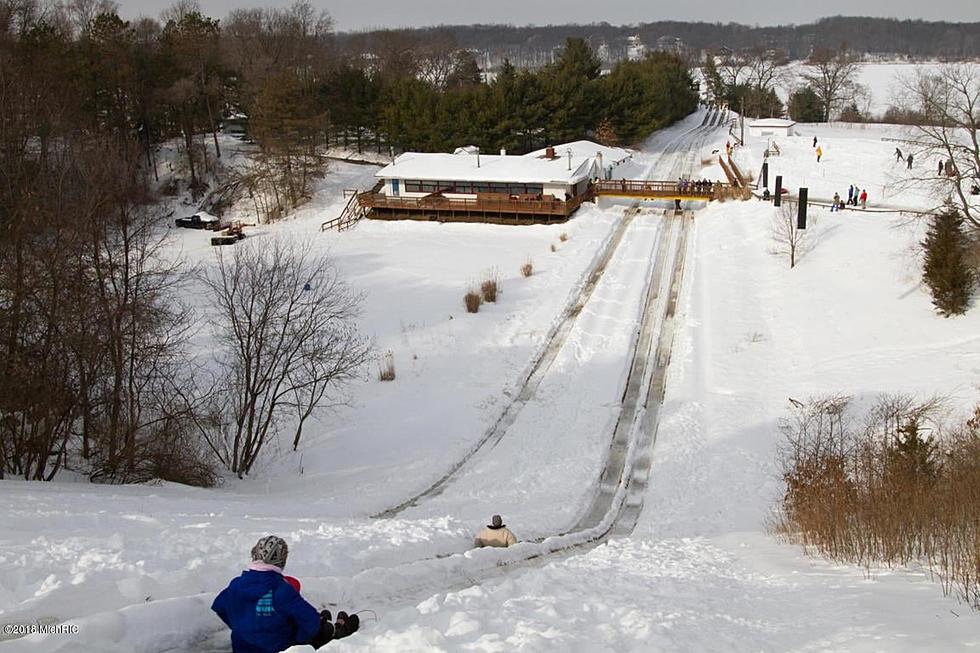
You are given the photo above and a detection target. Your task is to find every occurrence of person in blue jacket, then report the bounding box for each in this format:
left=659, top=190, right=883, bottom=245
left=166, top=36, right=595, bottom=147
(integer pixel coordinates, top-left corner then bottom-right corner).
left=212, top=535, right=359, bottom=652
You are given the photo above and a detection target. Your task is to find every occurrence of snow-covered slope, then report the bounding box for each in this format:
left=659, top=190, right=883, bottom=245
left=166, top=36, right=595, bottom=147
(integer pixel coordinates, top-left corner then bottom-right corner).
left=2, top=114, right=979, bottom=652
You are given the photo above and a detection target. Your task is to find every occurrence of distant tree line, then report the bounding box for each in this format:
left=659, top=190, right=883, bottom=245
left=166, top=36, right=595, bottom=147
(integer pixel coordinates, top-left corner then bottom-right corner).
left=369, top=16, right=980, bottom=63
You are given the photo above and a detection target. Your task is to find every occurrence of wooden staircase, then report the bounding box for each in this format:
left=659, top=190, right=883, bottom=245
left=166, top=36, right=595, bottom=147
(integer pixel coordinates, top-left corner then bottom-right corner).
left=321, top=189, right=368, bottom=232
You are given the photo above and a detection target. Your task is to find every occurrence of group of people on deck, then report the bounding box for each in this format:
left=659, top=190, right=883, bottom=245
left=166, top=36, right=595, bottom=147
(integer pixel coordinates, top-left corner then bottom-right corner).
left=676, top=178, right=715, bottom=195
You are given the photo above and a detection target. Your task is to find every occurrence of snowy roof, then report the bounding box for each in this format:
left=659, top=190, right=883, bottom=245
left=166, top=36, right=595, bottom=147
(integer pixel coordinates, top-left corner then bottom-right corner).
left=527, top=141, right=633, bottom=166
left=748, top=118, right=797, bottom=128
left=377, top=152, right=594, bottom=185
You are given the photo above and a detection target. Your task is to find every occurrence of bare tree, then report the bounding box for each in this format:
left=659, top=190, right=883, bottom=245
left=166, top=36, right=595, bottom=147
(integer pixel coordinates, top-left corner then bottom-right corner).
left=717, top=49, right=749, bottom=89
left=898, top=64, right=980, bottom=230
left=746, top=46, right=789, bottom=93
left=416, top=29, right=458, bottom=88
left=771, top=201, right=810, bottom=268
left=206, top=238, right=370, bottom=477
left=801, top=46, right=861, bottom=121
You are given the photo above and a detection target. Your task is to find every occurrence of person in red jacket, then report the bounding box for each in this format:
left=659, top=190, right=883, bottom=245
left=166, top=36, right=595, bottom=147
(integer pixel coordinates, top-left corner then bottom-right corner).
left=859, top=189, right=868, bottom=209
left=211, top=535, right=358, bottom=653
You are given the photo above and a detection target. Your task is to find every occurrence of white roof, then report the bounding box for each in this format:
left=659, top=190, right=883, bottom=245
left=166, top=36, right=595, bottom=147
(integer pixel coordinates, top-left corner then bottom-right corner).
left=527, top=141, right=633, bottom=166
left=377, top=152, right=594, bottom=185
left=748, top=118, right=796, bottom=128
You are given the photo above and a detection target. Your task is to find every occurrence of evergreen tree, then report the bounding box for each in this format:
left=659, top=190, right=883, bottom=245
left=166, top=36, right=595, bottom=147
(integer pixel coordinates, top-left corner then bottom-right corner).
left=446, top=49, right=481, bottom=89
left=701, top=55, right=725, bottom=103
left=922, top=208, right=975, bottom=316
left=788, top=86, right=824, bottom=122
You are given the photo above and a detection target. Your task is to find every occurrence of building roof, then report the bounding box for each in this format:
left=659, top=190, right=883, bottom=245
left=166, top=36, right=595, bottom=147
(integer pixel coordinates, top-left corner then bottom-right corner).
left=748, top=118, right=797, bottom=128
left=527, top=141, right=633, bottom=166
left=377, top=152, right=595, bottom=185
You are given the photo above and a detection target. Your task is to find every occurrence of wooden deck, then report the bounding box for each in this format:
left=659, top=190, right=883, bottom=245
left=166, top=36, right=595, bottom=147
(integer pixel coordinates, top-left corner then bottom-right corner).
left=359, top=187, right=596, bottom=224
left=351, top=179, right=737, bottom=227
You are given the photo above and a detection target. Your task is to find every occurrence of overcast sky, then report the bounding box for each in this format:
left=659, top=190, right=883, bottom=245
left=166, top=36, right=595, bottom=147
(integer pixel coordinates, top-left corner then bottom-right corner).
left=116, top=0, right=980, bottom=30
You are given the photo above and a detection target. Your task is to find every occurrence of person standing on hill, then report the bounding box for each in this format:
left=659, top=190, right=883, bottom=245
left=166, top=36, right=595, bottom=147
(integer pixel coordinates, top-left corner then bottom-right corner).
left=813, top=136, right=818, bottom=147
left=848, top=185, right=854, bottom=205
left=907, top=153, right=914, bottom=169
left=938, top=159, right=944, bottom=176
left=859, top=188, right=868, bottom=209
left=895, top=147, right=904, bottom=162
left=474, top=515, right=517, bottom=548
left=831, top=192, right=841, bottom=212
left=816, top=146, right=823, bottom=162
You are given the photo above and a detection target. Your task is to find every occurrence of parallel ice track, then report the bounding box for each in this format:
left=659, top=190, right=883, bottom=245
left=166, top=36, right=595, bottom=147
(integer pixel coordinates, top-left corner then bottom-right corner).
left=374, top=111, right=719, bottom=520
left=373, top=204, right=643, bottom=518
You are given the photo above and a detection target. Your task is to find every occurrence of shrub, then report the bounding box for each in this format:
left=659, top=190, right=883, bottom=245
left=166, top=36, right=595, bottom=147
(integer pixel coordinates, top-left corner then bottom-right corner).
left=559, top=232, right=569, bottom=242
left=464, top=290, right=482, bottom=313
left=378, top=350, right=396, bottom=382
left=480, top=269, right=499, bottom=303
left=550, top=243, right=557, bottom=252
left=773, top=394, right=980, bottom=610
left=521, top=259, right=534, bottom=277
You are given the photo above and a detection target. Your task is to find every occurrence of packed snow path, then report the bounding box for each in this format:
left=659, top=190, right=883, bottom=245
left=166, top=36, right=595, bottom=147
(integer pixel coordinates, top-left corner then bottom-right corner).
left=375, top=113, right=722, bottom=520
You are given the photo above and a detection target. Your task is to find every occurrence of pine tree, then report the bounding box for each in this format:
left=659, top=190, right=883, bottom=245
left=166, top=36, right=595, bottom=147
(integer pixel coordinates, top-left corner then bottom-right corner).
left=788, top=86, right=824, bottom=122
left=922, top=208, right=975, bottom=316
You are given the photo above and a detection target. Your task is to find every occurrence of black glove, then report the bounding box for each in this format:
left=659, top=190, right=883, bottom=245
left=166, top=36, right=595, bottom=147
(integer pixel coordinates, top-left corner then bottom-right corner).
left=309, top=610, right=334, bottom=649
left=333, top=611, right=360, bottom=639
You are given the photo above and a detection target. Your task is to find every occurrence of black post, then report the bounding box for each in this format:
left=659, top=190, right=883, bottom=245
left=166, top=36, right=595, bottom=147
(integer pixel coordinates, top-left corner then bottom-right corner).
left=798, top=188, right=808, bottom=229
left=762, top=162, right=769, bottom=188
left=774, top=175, right=783, bottom=207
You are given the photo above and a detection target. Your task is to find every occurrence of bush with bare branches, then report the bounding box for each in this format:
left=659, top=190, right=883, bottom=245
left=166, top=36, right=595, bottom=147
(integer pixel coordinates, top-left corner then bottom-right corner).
left=480, top=269, right=499, bottom=303
left=378, top=351, right=396, bottom=381
left=773, top=394, right=980, bottom=610
left=464, top=290, right=482, bottom=313
left=521, top=259, right=534, bottom=277
left=770, top=201, right=812, bottom=268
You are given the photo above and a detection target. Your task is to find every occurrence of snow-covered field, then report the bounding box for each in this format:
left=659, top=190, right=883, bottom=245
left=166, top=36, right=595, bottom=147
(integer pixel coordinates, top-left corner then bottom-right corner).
left=2, top=112, right=979, bottom=652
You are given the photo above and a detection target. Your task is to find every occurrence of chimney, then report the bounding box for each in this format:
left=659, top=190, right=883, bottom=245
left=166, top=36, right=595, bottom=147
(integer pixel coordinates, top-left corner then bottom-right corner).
left=500, top=148, right=507, bottom=156
left=545, top=146, right=555, bottom=159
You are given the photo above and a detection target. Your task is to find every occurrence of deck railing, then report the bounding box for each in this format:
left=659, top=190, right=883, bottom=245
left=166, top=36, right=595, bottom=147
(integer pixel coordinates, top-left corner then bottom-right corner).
left=593, top=179, right=730, bottom=199
left=358, top=186, right=596, bottom=218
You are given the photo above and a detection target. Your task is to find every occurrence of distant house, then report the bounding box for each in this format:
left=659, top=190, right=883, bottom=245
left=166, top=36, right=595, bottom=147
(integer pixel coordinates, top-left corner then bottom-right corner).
left=748, top=118, right=797, bottom=138
left=626, top=35, right=646, bottom=62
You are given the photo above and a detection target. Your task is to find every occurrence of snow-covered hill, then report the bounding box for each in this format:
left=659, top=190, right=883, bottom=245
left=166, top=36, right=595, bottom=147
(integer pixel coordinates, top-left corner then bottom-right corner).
left=2, top=113, right=978, bottom=652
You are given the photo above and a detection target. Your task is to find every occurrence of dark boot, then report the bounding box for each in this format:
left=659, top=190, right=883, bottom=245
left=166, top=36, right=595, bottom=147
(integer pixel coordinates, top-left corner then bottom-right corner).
left=334, top=611, right=360, bottom=639
left=309, top=610, right=334, bottom=649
